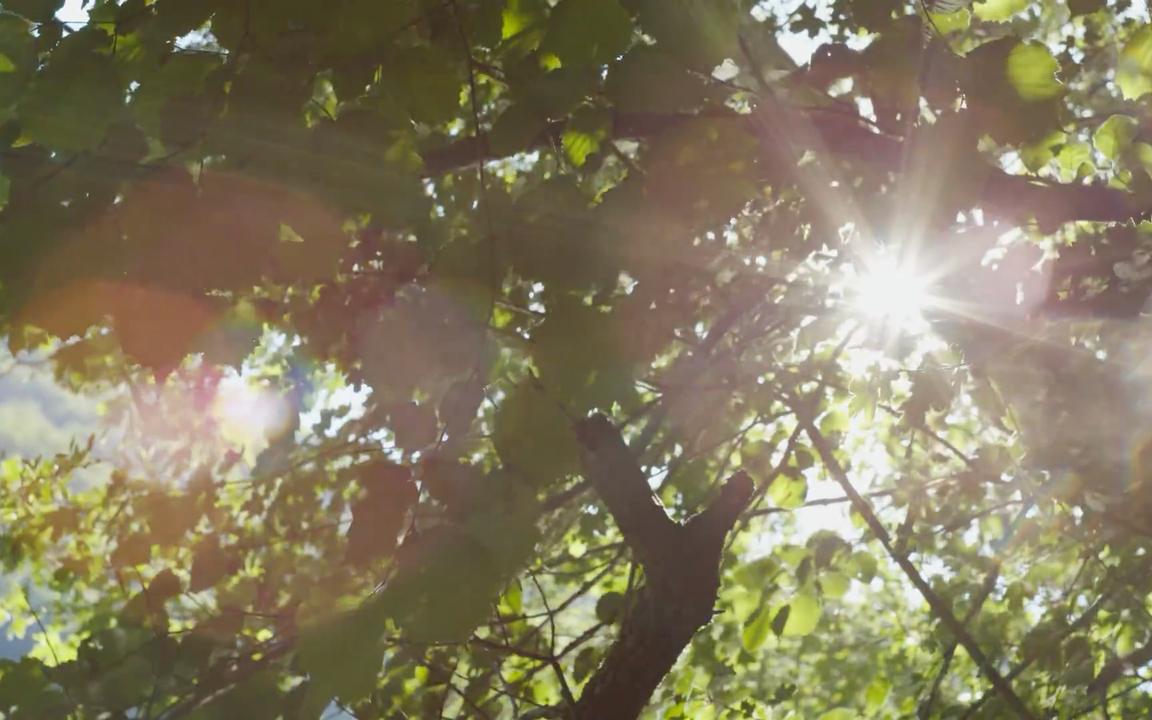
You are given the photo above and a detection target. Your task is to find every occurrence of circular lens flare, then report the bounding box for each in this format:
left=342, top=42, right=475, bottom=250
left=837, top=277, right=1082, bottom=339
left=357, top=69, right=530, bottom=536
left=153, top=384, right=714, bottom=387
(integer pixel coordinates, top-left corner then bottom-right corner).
left=852, top=256, right=931, bottom=329
left=212, top=376, right=293, bottom=449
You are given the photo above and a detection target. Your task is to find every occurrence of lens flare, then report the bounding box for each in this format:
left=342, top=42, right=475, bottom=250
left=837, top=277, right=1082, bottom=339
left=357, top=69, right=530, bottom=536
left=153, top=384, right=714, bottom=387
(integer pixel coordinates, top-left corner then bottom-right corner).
left=212, top=376, right=294, bottom=449
left=852, top=256, right=931, bottom=330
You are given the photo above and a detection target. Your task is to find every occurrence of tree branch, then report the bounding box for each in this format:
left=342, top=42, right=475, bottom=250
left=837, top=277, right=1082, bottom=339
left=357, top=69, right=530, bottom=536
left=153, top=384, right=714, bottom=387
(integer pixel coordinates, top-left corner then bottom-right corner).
left=1087, top=639, right=1152, bottom=695
left=801, top=419, right=1037, bottom=720
left=417, top=108, right=1145, bottom=229
left=571, top=413, right=753, bottom=720
left=574, top=414, right=678, bottom=573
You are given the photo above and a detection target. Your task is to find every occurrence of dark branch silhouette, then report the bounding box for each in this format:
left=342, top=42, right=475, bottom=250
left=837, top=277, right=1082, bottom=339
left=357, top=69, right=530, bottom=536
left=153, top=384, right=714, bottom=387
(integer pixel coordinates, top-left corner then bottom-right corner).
left=571, top=413, right=753, bottom=720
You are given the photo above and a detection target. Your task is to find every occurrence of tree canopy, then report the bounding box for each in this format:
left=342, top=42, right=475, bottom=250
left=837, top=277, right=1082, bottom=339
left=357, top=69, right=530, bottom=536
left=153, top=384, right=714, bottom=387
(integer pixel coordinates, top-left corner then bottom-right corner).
left=5, top=0, right=1152, bottom=718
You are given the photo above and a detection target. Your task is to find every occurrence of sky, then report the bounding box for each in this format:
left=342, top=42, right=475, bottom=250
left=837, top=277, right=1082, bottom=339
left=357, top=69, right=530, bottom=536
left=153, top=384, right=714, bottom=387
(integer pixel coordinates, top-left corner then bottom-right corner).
left=0, top=347, right=100, bottom=659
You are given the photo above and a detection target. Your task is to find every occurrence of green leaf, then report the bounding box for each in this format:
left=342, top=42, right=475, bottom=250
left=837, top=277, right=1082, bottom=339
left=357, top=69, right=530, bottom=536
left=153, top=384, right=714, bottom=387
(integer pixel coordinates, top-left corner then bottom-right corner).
left=297, top=599, right=388, bottom=705
left=3, top=0, right=63, bottom=23
left=17, top=30, right=126, bottom=152
left=189, top=537, right=236, bottom=593
left=607, top=46, right=714, bottom=114
left=380, top=473, right=538, bottom=644
left=818, top=709, right=856, bottom=720
left=742, top=605, right=774, bottom=651
left=964, top=38, right=1063, bottom=145
left=770, top=604, right=790, bottom=637
left=820, top=571, right=850, bottom=599
left=1020, top=130, right=1066, bottom=172
left=865, top=677, right=891, bottom=711
left=820, top=408, right=850, bottom=436
left=734, top=556, right=779, bottom=590
left=379, top=45, right=463, bottom=126
left=388, top=401, right=440, bottom=453
left=542, top=0, right=633, bottom=67
left=0, top=54, right=13, bottom=73
left=488, top=102, right=548, bottom=157
left=329, top=0, right=417, bottom=52
left=850, top=0, right=901, bottom=31
left=1068, top=0, right=1105, bottom=15
left=519, top=66, right=600, bottom=117
left=0, top=657, right=51, bottom=710
left=1006, top=42, right=1063, bottom=101
left=1056, top=140, right=1094, bottom=180
left=769, top=474, right=808, bottom=509
left=563, top=107, right=611, bottom=171
left=562, top=127, right=600, bottom=167
left=110, top=534, right=152, bottom=568
left=503, top=0, right=549, bottom=39
left=1094, top=115, right=1139, bottom=161
left=501, top=579, right=523, bottom=615
left=926, top=9, right=970, bottom=34
left=972, top=0, right=1027, bottom=22
left=635, top=0, right=739, bottom=68
left=1118, top=26, right=1152, bottom=100
left=781, top=593, right=822, bottom=637
left=848, top=391, right=876, bottom=423
left=346, top=465, right=418, bottom=566
left=145, top=569, right=182, bottom=602
left=200, top=669, right=282, bottom=720
left=595, top=591, right=626, bottom=624
left=193, top=302, right=264, bottom=370
left=573, top=647, right=598, bottom=683
left=491, top=382, right=582, bottom=485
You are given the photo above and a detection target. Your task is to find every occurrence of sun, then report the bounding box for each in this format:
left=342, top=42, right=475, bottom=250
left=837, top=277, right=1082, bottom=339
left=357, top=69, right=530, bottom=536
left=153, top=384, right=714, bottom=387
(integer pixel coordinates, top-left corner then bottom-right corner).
left=851, top=255, right=932, bottom=330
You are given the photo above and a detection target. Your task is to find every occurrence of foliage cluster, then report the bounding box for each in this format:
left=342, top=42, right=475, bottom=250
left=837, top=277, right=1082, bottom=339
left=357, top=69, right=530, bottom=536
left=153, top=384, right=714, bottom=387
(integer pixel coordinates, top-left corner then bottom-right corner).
left=4, top=0, right=1152, bottom=718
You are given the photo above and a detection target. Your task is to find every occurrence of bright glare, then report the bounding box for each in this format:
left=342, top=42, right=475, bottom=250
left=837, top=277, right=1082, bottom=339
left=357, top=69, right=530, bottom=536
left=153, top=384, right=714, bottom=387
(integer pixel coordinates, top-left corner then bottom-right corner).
left=212, top=376, right=294, bottom=450
left=852, top=256, right=931, bottom=329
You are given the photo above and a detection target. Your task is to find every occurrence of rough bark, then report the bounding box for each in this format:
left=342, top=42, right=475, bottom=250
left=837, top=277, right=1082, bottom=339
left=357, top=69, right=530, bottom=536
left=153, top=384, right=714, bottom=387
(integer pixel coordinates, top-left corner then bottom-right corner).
left=571, top=414, right=753, bottom=720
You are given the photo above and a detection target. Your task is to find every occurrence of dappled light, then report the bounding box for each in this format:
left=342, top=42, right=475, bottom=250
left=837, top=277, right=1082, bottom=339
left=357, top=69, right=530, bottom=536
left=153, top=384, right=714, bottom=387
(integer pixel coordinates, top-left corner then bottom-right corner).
left=7, top=0, right=1152, bottom=719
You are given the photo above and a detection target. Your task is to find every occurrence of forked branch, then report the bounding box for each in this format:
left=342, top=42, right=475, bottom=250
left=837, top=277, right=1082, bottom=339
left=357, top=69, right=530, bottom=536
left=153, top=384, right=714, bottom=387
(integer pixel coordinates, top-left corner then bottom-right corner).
left=570, top=413, right=753, bottom=720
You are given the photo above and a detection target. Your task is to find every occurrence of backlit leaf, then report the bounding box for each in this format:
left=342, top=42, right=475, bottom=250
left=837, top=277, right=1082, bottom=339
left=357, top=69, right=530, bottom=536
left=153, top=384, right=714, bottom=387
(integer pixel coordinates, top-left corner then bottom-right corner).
left=742, top=605, right=773, bottom=651
left=972, top=0, right=1026, bottom=22
left=1118, top=26, right=1152, bottom=100
left=865, top=677, right=891, bottom=711
left=781, top=593, right=822, bottom=637
left=769, top=474, right=808, bottom=509
left=1006, top=42, right=1063, bottom=101
left=820, top=571, right=851, bottom=599
left=1094, top=115, right=1139, bottom=160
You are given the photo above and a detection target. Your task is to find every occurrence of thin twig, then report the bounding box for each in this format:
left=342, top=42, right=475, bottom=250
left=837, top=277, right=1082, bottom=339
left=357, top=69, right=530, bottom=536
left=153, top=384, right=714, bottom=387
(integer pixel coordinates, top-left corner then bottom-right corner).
left=802, top=420, right=1037, bottom=720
